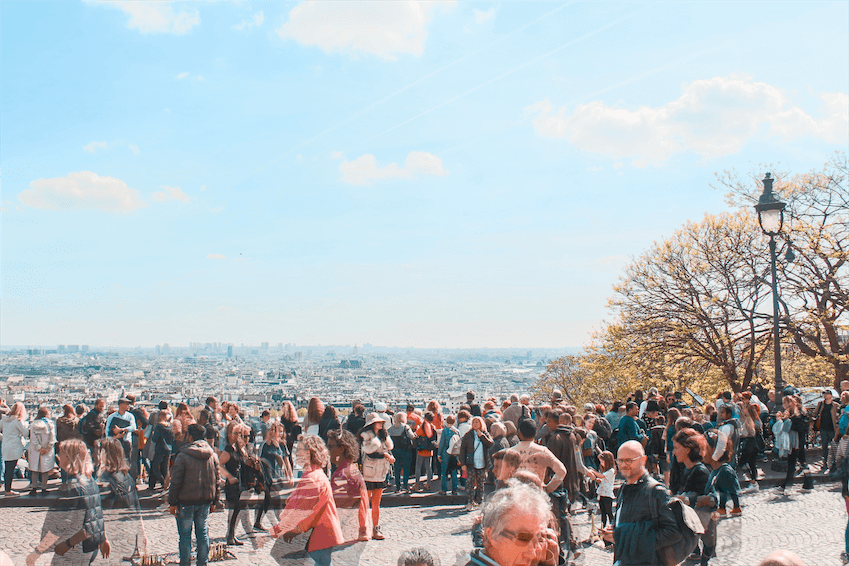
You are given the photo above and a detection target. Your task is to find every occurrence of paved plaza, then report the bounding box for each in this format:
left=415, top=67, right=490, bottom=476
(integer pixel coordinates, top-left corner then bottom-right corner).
left=1, top=483, right=846, bottom=566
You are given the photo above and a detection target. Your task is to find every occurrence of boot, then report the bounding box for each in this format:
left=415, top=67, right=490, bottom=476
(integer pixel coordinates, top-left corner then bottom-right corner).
left=372, top=526, right=385, bottom=540
left=700, top=545, right=715, bottom=565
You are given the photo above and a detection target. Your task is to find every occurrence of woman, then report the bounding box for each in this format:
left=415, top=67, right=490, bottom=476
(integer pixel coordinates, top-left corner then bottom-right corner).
left=327, top=429, right=369, bottom=542
left=360, top=412, right=395, bottom=540
left=672, top=427, right=713, bottom=564
left=318, top=405, right=341, bottom=443
left=1, top=402, right=28, bottom=496
left=279, top=401, right=302, bottom=464
left=413, top=412, right=438, bottom=492
left=148, top=409, right=174, bottom=491
left=29, top=406, right=57, bottom=495
left=220, top=421, right=259, bottom=545
left=345, top=404, right=366, bottom=438
left=738, top=397, right=762, bottom=488
left=98, top=437, right=140, bottom=510
left=269, top=434, right=344, bottom=566
left=303, top=398, right=325, bottom=436
left=255, top=422, right=291, bottom=531
left=46, top=439, right=111, bottom=564
left=56, top=405, right=81, bottom=487
left=388, top=412, right=415, bottom=493
left=459, top=416, right=493, bottom=510
left=775, top=395, right=807, bottom=494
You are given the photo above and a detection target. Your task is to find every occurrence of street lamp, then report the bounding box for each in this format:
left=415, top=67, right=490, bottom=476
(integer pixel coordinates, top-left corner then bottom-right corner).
left=754, top=172, right=786, bottom=408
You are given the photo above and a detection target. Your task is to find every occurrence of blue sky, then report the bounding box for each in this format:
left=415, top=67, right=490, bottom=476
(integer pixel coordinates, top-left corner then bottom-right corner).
left=2, top=0, right=847, bottom=349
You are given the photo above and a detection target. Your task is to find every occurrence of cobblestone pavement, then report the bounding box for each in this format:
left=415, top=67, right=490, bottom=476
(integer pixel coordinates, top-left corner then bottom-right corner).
left=1, top=484, right=845, bottom=566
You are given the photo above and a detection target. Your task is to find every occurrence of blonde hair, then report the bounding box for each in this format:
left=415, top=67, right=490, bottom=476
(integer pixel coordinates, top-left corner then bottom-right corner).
left=280, top=401, right=298, bottom=423
left=393, top=412, right=407, bottom=427
left=100, top=437, right=130, bottom=473
left=58, top=439, right=94, bottom=478
left=8, top=402, right=25, bottom=420
left=298, top=434, right=330, bottom=469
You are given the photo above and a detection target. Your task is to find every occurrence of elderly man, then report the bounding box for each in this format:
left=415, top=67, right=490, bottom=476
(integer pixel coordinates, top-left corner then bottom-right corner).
left=466, top=481, right=558, bottom=566
left=602, top=441, right=680, bottom=566
left=502, top=395, right=522, bottom=427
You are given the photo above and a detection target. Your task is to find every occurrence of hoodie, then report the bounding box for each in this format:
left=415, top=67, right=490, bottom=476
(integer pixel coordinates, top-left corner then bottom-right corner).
left=168, top=440, right=220, bottom=506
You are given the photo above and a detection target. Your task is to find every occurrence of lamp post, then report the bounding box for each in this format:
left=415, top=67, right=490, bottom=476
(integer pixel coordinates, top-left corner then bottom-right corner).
left=754, top=173, right=786, bottom=409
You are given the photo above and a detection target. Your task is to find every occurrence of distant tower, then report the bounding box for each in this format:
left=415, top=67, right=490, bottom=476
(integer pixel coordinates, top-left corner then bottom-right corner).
left=227, top=345, right=233, bottom=358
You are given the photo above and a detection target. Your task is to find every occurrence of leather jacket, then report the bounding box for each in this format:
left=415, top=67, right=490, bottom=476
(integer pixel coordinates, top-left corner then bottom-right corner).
left=613, top=473, right=681, bottom=566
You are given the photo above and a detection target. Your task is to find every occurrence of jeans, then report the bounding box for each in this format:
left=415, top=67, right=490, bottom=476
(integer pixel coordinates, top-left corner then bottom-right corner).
left=176, top=503, right=210, bottom=566
left=414, top=454, right=433, bottom=485
left=393, top=449, right=413, bottom=490
left=308, top=547, right=334, bottom=566
left=440, top=456, right=458, bottom=493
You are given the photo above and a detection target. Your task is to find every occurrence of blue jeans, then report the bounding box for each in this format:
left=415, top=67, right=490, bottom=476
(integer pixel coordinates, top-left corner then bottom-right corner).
left=440, top=456, right=457, bottom=492
left=308, top=547, right=334, bottom=566
left=176, top=503, right=210, bottom=566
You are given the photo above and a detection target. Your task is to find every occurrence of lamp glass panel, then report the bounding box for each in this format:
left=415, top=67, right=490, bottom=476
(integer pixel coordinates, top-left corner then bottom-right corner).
left=759, top=209, right=781, bottom=233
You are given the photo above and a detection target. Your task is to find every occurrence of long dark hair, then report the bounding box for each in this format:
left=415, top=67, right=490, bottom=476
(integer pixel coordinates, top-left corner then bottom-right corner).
left=360, top=421, right=387, bottom=441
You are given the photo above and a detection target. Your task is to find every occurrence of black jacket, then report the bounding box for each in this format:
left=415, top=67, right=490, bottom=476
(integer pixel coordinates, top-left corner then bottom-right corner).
left=79, top=408, right=105, bottom=446
left=458, top=429, right=493, bottom=470
left=613, top=473, right=681, bottom=566
left=61, top=475, right=106, bottom=553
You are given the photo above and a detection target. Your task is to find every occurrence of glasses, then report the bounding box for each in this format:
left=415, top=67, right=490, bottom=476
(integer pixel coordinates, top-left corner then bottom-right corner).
left=499, top=528, right=546, bottom=547
left=616, top=455, right=643, bottom=466
left=240, top=434, right=251, bottom=438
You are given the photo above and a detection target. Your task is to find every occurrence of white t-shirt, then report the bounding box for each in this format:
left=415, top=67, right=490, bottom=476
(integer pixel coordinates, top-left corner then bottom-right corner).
left=598, top=467, right=615, bottom=499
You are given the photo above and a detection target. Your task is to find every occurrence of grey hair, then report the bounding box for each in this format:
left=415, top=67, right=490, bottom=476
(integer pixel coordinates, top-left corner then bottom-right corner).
left=397, top=548, right=440, bottom=566
left=480, top=481, right=551, bottom=543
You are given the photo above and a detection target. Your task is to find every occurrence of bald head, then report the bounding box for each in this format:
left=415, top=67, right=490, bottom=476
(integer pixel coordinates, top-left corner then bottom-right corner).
left=618, top=440, right=645, bottom=458
left=617, top=440, right=646, bottom=483
left=758, top=550, right=805, bottom=566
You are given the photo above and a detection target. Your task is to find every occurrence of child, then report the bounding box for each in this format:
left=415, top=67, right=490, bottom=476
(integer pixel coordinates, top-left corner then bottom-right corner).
left=588, top=450, right=616, bottom=546
left=707, top=431, right=741, bottom=517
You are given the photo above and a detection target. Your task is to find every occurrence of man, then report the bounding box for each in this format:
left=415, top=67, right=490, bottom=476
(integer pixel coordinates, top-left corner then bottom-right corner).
left=79, top=398, right=106, bottom=470
left=197, top=409, right=219, bottom=449
left=374, top=402, right=392, bottom=428
left=126, top=395, right=148, bottom=481
left=502, top=394, right=522, bottom=427
left=169, top=424, right=220, bottom=566
left=467, top=391, right=481, bottom=417
left=617, top=402, right=647, bottom=448
left=508, top=419, right=567, bottom=495
left=601, top=441, right=681, bottom=565
left=465, top=482, right=557, bottom=566
left=203, top=397, right=220, bottom=428
left=106, top=398, right=137, bottom=475
left=670, top=391, right=690, bottom=411
left=545, top=412, right=584, bottom=553
left=814, top=389, right=839, bottom=472
left=405, top=403, right=423, bottom=432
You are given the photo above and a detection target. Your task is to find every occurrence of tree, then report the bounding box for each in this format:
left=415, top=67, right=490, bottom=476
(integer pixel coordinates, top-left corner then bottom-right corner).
left=716, top=152, right=849, bottom=388
left=534, top=355, right=591, bottom=406
left=609, top=211, right=774, bottom=393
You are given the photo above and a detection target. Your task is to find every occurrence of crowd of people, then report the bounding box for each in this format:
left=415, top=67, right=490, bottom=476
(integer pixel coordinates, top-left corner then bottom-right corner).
left=0, top=383, right=847, bottom=566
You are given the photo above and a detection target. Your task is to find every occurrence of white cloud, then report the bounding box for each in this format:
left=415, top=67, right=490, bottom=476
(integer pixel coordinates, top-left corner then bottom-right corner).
left=94, top=0, right=200, bottom=35
left=473, top=8, right=494, bottom=24
left=234, top=10, right=264, bottom=30
left=276, top=0, right=455, bottom=60
left=84, top=141, right=108, bottom=154
left=527, top=75, right=849, bottom=166
left=208, top=254, right=226, bottom=260
left=337, top=151, right=448, bottom=185
left=152, top=185, right=191, bottom=203
left=200, top=185, right=207, bottom=191
left=129, top=144, right=141, bottom=155
left=177, top=72, right=189, bottom=79
left=18, top=171, right=146, bottom=213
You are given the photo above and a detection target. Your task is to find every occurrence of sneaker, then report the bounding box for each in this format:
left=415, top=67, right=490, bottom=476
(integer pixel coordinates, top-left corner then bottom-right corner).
left=372, top=526, right=385, bottom=540
left=716, top=508, right=727, bottom=518
left=4, top=490, right=20, bottom=497
left=730, top=507, right=742, bottom=517
left=742, top=482, right=759, bottom=494
left=776, top=486, right=785, bottom=495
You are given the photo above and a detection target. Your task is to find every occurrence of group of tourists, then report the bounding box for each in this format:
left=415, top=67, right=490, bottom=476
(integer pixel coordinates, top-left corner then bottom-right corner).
left=1, top=382, right=846, bottom=566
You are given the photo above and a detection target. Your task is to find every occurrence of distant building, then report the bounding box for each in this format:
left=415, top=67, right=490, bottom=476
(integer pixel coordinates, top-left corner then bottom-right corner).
left=155, top=345, right=161, bottom=355
left=227, top=345, right=233, bottom=358
left=81, top=345, right=89, bottom=353
left=67, top=345, right=80, bottom=353
left=58, top=345, right=66, bottom=354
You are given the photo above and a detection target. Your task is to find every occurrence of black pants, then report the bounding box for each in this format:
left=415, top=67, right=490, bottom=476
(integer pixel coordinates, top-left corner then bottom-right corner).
left=149, top=450, right=170, bottom=488
left=4, top=460, right=16, bottom=492
left=549, top=490, right=573, bottom=548
left=599, top=496, right=614, bottom=528
left=739, top=437, right=759, bottom=480
left=781, top=448, right=801, bottom=489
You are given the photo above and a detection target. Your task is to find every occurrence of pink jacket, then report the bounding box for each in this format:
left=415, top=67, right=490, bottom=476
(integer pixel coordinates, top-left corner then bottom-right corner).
left=275, top=468, right=343, bottom=551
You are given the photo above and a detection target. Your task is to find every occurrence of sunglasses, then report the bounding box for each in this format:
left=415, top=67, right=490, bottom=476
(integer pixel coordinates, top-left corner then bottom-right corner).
left=499, top=528, right=546, bottom=546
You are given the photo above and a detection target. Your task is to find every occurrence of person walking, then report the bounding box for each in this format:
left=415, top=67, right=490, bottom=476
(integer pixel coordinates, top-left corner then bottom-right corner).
left=268, top=434, right=344, bottom=566
left=1, top=402, right=29, bottom=496
left=169, top=424, right=220, bottom=566
left=459, top=416, right=493, bottom=510
left=360, top=412, right=394, bottom=541
left=219, top=422, right=257, bottom=545
left=28, top=406, right=56, bottom=495
left=600, top=440, right=681, bottom=566
left=775, top=396, right=806, bottom=494
left=388, top=413, right=415, bottom=493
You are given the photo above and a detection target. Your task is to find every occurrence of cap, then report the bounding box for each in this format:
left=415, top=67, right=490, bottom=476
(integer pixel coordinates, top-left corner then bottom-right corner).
left=374, top=402, right=387, bottom=412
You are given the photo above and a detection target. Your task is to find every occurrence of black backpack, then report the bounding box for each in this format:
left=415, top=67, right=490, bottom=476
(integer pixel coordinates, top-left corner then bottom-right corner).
left=415, top=426, right=438, bottom=452
left=647, top=478, right=704, bottom=566
left=391, top=427, right=413, bottom=452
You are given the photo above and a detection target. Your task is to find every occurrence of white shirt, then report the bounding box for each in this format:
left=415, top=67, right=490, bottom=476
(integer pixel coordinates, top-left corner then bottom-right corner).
left=598, top=467, right=616, bottom=499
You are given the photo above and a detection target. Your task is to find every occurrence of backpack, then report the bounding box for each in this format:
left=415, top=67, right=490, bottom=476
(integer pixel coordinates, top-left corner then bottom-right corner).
left=647, top=478, right=703, bottom=566
left=594, top=417, right=612, bottom=440
left=415, top=425, right=438, bottom=452
left=447, top=430, right=462, bottom=456
left=391, top=427, right=413, bottom=452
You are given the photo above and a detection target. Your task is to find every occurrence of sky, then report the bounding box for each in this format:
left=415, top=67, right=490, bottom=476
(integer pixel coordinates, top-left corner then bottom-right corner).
left=2, top=0, right=848, bottom=350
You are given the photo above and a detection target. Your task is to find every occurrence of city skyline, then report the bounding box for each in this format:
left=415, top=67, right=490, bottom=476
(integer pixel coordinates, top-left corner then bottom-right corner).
left=2, top=1, right=847, bottom=349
